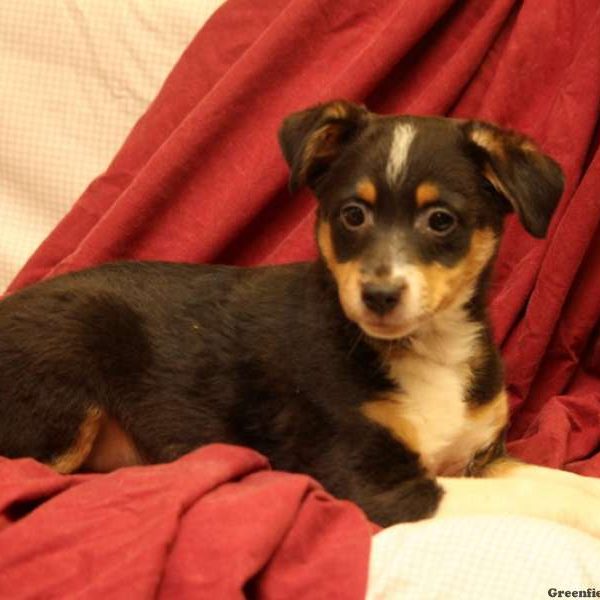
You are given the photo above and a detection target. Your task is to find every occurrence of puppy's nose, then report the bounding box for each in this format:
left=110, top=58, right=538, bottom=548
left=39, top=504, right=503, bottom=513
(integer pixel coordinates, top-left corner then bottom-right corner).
left=361, top=282, right=405, bottom=316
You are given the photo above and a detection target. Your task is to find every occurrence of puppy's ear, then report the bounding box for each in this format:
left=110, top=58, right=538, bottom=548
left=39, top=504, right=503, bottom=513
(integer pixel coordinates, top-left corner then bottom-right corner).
left=279, top=100, right=371, bottom=192
left=463, top=121, right=564, bottom=237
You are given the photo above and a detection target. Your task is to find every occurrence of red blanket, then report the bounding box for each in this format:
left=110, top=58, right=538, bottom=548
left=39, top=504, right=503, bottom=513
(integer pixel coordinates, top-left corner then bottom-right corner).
left=0, top=445, right=372, bottom=598
left=2, top=0, right=600, bottom=596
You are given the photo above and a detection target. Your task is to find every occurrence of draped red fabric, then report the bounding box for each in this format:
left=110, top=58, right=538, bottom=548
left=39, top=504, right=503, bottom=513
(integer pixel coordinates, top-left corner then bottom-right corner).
left=0, top=445, right=372, bottom=599
left=4, top=0, right=599, bottom=517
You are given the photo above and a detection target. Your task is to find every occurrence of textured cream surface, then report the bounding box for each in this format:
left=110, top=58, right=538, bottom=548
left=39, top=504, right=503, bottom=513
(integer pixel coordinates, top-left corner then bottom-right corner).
left=0, top=1, right=226, bottom=291
left=367, top=515, right=600, bottom=599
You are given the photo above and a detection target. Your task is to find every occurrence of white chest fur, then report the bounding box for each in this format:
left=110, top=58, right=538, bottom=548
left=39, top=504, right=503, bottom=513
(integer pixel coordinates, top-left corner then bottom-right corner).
left=364, top=309, right=506, bottom=477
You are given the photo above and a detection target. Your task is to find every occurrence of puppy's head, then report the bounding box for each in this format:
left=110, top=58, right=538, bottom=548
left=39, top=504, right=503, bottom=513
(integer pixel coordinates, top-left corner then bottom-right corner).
left=279, top=100, right=564, bottom=340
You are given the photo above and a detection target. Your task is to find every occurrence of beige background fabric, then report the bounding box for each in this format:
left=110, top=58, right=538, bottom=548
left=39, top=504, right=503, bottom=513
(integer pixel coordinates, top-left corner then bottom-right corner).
left=0, top=1, right=226, bottom=291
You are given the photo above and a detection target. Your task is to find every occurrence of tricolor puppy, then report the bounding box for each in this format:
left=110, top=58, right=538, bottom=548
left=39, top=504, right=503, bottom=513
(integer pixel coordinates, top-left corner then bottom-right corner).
left=1, top=100, right=599, bottom=533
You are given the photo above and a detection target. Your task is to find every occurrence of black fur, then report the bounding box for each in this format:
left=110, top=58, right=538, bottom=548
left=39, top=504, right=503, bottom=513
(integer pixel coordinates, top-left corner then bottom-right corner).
left=0, top=261, right=441, bottom=525
left=462, top=120, right=564, bottom=237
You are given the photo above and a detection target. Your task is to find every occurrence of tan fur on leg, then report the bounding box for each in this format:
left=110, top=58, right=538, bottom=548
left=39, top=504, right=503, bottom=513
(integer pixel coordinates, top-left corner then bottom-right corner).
left=48, top=407, right=104, bottom=474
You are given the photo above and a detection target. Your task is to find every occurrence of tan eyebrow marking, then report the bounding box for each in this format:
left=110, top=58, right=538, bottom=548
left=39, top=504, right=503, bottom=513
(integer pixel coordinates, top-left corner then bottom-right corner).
left=356, top=178, right=377, bottom=205
left=415, top=182, right=440, bottom=207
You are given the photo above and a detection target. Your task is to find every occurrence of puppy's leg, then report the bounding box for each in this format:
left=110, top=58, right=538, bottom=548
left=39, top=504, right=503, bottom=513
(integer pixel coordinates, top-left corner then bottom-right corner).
left=115, top=399, right=228, bottom=465
left=83, top=414, right=144, bottom=472
left=0, top=375, right=102, bottom=474
left=326, top=424, right=445, bottom=527
left=0, top=288, right=150, bottom=473
left=49, top=406, right=104, bottom=473
left=435, top=459, right=600, bottom=537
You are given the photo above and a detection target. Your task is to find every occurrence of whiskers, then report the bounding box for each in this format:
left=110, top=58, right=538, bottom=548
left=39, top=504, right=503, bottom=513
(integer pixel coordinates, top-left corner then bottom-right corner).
left=347, top=328, right=365, bottom=358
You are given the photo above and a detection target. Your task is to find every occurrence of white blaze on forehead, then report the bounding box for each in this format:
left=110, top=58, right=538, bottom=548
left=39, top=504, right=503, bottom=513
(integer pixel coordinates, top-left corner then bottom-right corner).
left=386, top=122, right=416, bottom=186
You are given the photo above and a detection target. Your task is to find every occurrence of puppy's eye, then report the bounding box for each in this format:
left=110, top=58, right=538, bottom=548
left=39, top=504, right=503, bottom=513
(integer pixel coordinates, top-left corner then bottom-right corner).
left=340, top=202, right=372, bottom=230
left=417, top=207, right=458, bottom=236
left=428, top=209, right=456, bottom=233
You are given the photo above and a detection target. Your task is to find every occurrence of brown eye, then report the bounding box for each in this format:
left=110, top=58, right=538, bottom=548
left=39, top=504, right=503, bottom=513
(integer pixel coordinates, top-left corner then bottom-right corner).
left=425, top=208, right=457, bottom=235
left=340, top=202, right=371, bottom=230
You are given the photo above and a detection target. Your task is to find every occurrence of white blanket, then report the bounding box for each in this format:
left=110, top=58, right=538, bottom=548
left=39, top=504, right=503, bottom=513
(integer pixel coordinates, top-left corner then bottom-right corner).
left=367, top=515, right=600, bottom=599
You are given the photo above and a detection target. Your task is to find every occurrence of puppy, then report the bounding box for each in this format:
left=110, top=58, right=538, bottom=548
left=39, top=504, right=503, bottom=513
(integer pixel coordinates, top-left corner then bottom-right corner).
left=1, top=100, right=599, bottom=533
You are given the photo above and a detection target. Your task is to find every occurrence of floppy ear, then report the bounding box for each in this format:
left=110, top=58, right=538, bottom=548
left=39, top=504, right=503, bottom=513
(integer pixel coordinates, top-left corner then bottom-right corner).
left=463, top=121, right=564, bottom=237
left=278, top=100, right=371, bottom=192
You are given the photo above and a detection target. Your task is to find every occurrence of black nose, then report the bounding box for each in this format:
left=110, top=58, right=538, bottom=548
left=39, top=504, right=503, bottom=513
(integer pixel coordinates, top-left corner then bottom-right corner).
left=361, top=283, right=404, bottom=316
